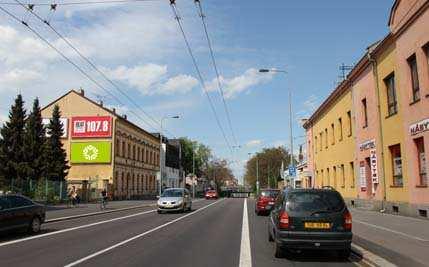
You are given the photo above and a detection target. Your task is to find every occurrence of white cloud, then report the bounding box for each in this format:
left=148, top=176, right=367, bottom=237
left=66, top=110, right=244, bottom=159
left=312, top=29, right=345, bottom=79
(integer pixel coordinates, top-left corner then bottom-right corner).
left=296, top=94, right=320, bottom=119
left=206, top=68, right=274, bottom=99
left=159, top=75, right=199, bottom=95
left=246, top=139, right=262, bottom=147
left=145, top=98, right=196, bottom=113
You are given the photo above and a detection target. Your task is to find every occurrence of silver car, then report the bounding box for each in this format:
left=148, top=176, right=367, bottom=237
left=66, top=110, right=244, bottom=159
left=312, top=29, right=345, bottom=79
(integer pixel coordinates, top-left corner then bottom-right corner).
left=157, top=188, right=192, bottom=213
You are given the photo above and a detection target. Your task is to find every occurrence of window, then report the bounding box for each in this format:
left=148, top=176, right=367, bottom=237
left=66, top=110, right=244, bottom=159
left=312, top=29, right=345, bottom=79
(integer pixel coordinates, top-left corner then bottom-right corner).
left=389, top=144, right=403, bottom=186
left=326, top=168, right=330, bottom=186
left=414, top=137, right=427, bottom=186
left=133, top=145, right=136, bottom=160
left=333, top=166, right=337, bottom=188
left=408, top=54, right=420, bottom=102
left=319, top=132, right=323, bottom=151
left=384, top=73, right=397, bottom=116
left=350, top=162, right=355, bottom=188
left=338, top=117, right=343, bottom=141
left=325, top=128, right=328, bottom=148
left=115, top=138, right=120, bottom=156
left=362, top=98, right=368, bottom=128
left=122, top=141, right=126, bottom=157
left=128, top=143, right=131, bottom=158
left=0, top=197, right=10, bottom=210
left=347, top=111, right=352, bottom=136
left=137, top=147, right=140, bottom=161
left=341, top=164, right=345, bottom=187
left=286, top=191, right=345, bottom=213
left=321, top=169, right=324, bottom=187
left=314, top=136, right=318, bottom=153
left=425, top=43, right=429, bottom=74
left=331, top=123, right=335, bottom=145
left=8, top=196, right=33, bottom=208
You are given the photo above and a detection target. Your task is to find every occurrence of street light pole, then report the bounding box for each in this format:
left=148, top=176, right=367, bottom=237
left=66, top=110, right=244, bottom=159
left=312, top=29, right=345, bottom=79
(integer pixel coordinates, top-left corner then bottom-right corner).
left=159, top=115, right=179, bottom=197
left=249, top=152, right=259, bottom=195
left=192, top=142, right=195, bottom=199
left=259, top=68, right=293, bottom=188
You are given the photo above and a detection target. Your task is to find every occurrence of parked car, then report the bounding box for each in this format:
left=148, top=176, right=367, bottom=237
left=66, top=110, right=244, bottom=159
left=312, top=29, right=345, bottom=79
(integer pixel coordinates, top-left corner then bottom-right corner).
left=205, top=190, right=218, bottom=199
left=268, top=188, right=352, bottom=259
left=0, top=194, right=46, bottom=234
left=255, top=189, right=280, bottom=215
left=157, top=188, right=192, bottom=213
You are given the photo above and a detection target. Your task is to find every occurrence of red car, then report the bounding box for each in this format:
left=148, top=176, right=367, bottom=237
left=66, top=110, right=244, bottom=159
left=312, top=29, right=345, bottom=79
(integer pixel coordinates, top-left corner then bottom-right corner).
left=255, top=189, right=280, bottom=215
left=205, top=190, right=218, bottom=199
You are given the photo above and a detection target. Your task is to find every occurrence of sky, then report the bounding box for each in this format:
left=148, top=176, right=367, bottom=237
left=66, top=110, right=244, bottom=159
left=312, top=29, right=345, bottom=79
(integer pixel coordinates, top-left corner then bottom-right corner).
left=0, top=0, right=394, bottom=183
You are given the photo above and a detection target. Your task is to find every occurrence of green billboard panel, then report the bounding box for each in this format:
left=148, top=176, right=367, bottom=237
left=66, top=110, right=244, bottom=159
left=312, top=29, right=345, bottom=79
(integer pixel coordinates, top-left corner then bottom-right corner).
left=71, top=141, right=111, bottom=164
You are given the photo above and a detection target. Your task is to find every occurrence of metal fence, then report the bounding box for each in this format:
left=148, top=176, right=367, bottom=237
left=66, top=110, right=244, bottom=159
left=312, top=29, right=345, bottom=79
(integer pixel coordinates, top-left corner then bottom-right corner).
left=0, top=178, right=67, bottom=203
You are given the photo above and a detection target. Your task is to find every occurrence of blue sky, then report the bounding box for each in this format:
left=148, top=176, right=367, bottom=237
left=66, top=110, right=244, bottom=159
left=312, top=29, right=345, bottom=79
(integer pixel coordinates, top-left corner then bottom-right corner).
left=0, top=0, right=394, bottom=182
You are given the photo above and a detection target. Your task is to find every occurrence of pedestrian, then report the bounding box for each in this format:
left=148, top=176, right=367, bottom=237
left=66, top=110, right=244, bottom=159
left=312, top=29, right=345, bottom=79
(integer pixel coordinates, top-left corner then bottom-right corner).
left=68, top=186, right=77, bottom=208
left=100, top=188, right=108, bottom=210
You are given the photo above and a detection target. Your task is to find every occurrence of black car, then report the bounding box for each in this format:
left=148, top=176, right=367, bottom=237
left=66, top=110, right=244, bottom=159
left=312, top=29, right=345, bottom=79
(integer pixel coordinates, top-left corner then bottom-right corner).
left=268, top=188, right=352, bottom=259
left=0, top=194, right=46, bottom=234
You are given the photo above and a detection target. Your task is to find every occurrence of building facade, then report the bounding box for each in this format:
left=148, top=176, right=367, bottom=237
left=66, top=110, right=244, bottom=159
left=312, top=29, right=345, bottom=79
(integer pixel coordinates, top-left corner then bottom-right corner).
left=41, top=90, right=160, bottom=201
left=304, top=0, right=429, bottom=218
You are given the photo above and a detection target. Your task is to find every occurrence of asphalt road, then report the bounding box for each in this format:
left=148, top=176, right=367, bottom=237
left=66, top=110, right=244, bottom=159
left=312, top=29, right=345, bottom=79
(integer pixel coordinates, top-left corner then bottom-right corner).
left=0, top=198, right=375, bottom=267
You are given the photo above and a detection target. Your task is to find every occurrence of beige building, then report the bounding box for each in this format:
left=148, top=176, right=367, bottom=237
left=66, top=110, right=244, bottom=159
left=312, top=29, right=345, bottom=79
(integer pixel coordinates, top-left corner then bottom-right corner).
left=41, top=89, right=160, bottom=201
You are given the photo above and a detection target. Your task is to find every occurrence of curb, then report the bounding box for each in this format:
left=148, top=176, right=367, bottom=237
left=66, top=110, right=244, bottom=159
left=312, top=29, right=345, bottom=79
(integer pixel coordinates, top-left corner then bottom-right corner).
left=350, top=244, right=396, bottom=267
left=45, top=204, right=156, bottom=223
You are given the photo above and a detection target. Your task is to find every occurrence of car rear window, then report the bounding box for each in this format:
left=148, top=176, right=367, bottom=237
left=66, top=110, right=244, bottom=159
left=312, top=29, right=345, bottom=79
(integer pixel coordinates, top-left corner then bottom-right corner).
left=260, top=190, right=279, bottom=197
left=286, top=191, right=345, bottom=213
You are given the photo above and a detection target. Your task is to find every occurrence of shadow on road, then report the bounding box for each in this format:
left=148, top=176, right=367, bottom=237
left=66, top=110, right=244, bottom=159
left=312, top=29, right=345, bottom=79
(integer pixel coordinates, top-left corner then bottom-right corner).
left=280, top=249, right=353, bottom=263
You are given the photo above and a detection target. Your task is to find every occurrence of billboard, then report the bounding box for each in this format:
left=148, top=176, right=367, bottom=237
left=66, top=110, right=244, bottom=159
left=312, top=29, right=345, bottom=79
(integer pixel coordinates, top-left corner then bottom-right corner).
left=71, top=116, right=112, bottom=138
left=42, top=118, right=68, bottom=138
left=71, top=141, right=111, bottom=164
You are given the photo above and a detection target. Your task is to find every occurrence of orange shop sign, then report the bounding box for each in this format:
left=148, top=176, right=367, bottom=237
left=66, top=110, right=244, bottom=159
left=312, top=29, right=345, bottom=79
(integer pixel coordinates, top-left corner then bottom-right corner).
left=410, top=118, right=429, bottom=136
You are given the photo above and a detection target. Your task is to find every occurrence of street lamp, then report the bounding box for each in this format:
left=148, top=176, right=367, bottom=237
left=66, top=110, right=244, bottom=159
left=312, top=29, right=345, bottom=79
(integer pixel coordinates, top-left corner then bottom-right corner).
left=159, top=115, right=180, bottom=197
left=259, top=68, right=294, bottom=188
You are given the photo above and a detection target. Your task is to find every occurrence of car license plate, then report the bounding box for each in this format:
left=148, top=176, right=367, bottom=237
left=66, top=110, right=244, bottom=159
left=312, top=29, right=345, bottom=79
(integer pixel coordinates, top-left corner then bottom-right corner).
left=304, top=222, right=331, bottom=229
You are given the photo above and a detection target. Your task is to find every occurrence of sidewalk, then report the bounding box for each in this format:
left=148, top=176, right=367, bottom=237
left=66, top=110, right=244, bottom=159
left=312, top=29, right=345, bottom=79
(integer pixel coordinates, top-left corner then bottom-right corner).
left=46, top=200, right=156, bottom=221
left=351, top=208, right=429, bottom=267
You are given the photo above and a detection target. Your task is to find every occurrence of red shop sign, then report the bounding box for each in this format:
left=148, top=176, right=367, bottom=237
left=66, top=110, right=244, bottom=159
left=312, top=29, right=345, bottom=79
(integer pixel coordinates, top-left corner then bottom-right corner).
left=71, top=116, right=112, bottom=138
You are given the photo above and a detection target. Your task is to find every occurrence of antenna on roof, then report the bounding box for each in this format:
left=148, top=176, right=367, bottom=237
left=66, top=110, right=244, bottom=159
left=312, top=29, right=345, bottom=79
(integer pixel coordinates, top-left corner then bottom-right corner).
left=339, top=63, right=353, bottom=81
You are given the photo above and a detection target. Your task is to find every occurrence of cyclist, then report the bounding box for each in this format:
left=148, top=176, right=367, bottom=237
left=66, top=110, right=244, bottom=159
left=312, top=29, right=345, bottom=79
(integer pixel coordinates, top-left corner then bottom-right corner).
left=100, top=188, right=108, bottom=210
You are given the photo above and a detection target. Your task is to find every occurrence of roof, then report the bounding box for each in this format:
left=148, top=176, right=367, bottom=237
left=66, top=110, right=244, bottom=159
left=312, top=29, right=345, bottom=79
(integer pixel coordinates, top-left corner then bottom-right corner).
left=41, top=89, right=159, bottom=142
left=388, top=0, right=401, bottom=27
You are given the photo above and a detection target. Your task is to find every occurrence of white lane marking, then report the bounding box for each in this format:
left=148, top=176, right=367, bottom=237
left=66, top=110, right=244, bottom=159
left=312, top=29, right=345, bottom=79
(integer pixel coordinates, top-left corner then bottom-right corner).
left=0, top=209, right=157, bottom=248
left=64, top=198, right=225, bottom=267
left=354, top=219, right=429, bottom=242
left=239, top=198, right=252, bottom=267
left=351, top=244, right=397, bottom=267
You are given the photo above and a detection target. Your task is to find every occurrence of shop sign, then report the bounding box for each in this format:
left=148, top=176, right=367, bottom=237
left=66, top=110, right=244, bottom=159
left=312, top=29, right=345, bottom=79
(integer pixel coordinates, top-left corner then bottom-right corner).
left=370, top=149, right=378, bottom=184
left=410, top=118, right=429, bottom=136
left=42, top=118, right=68, bottom=138
left=71, top=141, right=111, bottom=163
left=359, top=161, right=367, bottom=192
left=71, top=116, right=112, bottom=138
left=359, top=139, right=376, bottom=151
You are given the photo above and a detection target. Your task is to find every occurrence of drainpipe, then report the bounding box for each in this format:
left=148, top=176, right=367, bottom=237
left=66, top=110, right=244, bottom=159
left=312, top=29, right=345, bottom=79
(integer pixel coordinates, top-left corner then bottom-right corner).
left=368, top=52, right=388, bottom=211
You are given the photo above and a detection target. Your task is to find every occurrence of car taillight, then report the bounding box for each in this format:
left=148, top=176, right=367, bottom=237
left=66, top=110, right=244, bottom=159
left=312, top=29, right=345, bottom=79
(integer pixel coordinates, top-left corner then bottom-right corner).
left=344, top=211, right=352, bottom=230
left=279, top=211, right=289, bottom=229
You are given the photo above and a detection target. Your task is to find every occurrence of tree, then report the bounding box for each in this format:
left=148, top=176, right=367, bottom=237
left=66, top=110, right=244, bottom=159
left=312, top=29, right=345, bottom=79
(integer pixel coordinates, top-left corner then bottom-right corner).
left=0, top=94, right=27, bottom=187
left=204, top=158, right=235, bottom=189
left=45, top=105, right=69, bottom=181
left=179, top=137, right=212, bottom=177
left=244, top=146, right=295, bottom=190
left=23, top=98, right=46, bottom=182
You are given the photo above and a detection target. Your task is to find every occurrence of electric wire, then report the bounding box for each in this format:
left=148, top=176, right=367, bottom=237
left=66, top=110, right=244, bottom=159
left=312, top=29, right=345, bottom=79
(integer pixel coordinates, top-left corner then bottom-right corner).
left=1, top=0, right=160, bottom=6
left=169, top=1, right=233, bottom=156
left=11, top=0, right=177, bottom=137
left=0, top=4, right=161, bottom=133
left=194, top=0, right=238, bottom=148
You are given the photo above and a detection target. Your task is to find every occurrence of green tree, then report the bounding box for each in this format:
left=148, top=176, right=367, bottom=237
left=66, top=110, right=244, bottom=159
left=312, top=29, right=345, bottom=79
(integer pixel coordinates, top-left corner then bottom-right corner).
left=204, top=158, right=236, bottom=190
left=244, top=146, right=295, bottom=190
left=179, top=137, right=212, bottom=177
left=23, top=98, right=46, bottom=182
left=45, top=105, right=69, bottom=181
left=0, top=94, right=27, bottom=188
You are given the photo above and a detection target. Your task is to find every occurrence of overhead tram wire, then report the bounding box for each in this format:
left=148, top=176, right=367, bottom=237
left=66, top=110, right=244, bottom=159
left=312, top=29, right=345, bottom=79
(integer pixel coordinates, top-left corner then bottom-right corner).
left=169, top=0, right=233, bottom=156
left=1, top=0, right=161, bottom=6
left=0, top=4, right=160, bottom=132
left=194, top=0, right=238, bottom=147
left=12, top=0, right=177, bottom=137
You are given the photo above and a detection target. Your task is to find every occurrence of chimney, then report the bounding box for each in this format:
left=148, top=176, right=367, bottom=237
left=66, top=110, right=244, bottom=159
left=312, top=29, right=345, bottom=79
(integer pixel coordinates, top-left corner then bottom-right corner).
left=99, top=100, right=103, bottom=107
left=79, top=88, right=85, bottom=96
left=123, top=114, right=127, bottom=120
left=112, top=108, right=116, bottom=114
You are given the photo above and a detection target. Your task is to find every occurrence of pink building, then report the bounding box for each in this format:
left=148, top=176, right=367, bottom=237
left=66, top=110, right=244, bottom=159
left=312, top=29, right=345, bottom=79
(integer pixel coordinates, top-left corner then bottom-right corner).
left=350, top=52, right=385, bottom=207
left=391, top=0, right=429, bottom=215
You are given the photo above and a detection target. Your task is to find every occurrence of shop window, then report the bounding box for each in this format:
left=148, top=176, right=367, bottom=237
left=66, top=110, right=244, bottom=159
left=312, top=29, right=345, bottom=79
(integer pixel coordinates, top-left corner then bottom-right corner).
left=338, top=117, right=343, bottom=141
left=389, top=144, right=403, bottom=186
left=408, top=54, right=420, bottom=102
left=362, top=98, right=368, bottom=128
left=331, top=123, right=335, bottom=145
left=350, top=161, right=355, bottom=188
left=347, top=111, right=352, bottom=136
left=384, top=73, right=397, bottom=116
left=414, top=137, right=427, bottom=186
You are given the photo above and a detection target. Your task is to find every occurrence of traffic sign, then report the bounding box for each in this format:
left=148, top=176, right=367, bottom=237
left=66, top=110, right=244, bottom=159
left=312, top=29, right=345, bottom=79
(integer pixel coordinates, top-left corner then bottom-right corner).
left=288, top=166, right=296, bottom=177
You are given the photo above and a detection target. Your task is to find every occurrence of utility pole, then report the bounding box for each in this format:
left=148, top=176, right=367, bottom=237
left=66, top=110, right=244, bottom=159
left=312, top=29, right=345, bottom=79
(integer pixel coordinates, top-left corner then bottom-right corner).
left=192, top=142, right=196, bottom=199
left=289, top=90, right=294, bottom=188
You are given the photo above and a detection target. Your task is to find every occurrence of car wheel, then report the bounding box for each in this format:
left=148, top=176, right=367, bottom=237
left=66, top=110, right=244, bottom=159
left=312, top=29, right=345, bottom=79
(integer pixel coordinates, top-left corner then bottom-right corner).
left=274, top=242, right=284, bottom=258
left=182, top=204, right=186, bottom=213
left=188, top=203, right=192, bottom=212
left=157, top=210, right=162, bottom=214
left=338, top=248, right=351, bottom=260
left=29, top=216, right=41, bottom=234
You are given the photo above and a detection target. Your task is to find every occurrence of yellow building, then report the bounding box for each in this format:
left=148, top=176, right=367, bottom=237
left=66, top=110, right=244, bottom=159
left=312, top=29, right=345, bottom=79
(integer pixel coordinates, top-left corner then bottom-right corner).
left=369, top=36, right=409, bottom=211
left=41, top=89, right=160, bottom=201
left=303, top=81, right=357, bottom=202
